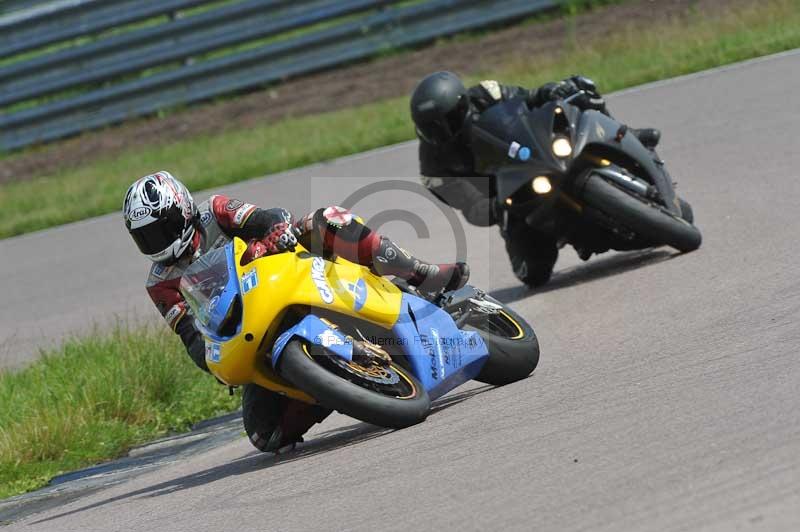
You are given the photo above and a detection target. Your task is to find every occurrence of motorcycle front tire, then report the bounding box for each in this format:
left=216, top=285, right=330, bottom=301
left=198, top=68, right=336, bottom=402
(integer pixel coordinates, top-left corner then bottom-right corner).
left=278, top=340, right=430, bottom=429
left=463, top=298, right=540, bottom=386
left=581, top=174, right=702, bottom=253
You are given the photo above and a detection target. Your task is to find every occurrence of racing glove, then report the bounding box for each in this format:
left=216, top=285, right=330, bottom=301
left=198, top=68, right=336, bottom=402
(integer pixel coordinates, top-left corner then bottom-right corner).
left=241, top=222, right=298, bottom=264
left=568, top=75, right=608, bottom=113
left=264, top=222, right=298, bottom=253
left=538, top=79, right=580, bottom=101
left=569, top=75, right=598, bottom=94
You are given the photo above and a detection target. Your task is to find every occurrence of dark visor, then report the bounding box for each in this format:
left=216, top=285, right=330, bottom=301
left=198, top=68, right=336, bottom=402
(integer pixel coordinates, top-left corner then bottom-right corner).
left=419, top=95, right=469, bottom=145
left=129, top=206, right=185, bottom=256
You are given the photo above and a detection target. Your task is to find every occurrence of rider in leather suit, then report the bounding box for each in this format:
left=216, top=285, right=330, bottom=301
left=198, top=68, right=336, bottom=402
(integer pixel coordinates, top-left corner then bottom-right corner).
left=123, top=171, right=468, bottom=453
left=411, top=71, right=661, bottom=287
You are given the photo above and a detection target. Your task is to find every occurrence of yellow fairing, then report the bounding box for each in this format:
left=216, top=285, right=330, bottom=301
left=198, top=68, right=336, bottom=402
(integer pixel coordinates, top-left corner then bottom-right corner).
left=205, top=238, right=403, bottom=404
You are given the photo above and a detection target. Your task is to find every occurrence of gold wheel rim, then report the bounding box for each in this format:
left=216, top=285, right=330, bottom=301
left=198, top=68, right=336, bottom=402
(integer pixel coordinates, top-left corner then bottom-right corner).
left=302, top=343, right=417, bottom=400
left=498, top=310, right=525, bottom=340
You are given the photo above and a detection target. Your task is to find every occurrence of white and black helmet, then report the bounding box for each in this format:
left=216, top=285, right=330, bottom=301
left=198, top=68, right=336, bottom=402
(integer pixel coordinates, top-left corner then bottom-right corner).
left=123, top=171, right=196, bottom=263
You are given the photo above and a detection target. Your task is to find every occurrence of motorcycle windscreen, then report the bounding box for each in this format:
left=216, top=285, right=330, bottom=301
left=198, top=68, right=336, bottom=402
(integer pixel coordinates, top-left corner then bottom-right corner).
left=179, top=243, right=242, bottom=339
left=393, top=293, right=488, bottom=400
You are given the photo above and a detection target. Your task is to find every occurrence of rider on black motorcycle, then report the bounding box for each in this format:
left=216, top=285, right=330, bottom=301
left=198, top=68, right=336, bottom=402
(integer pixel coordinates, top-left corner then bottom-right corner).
left=412, top=71, right=661, bottom=287
left=123, top=172, right=468, bottom=453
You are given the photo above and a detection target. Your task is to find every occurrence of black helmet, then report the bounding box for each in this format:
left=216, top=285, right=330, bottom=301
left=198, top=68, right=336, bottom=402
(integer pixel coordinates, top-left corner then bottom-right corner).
left=410, top=71, right=471, bottom=145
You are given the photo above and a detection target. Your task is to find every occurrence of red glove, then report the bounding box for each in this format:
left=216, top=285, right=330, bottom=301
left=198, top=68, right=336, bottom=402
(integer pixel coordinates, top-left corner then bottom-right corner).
left=241, top=223, right=298, bottom=265
left=265, top=222, right=298, bottom=253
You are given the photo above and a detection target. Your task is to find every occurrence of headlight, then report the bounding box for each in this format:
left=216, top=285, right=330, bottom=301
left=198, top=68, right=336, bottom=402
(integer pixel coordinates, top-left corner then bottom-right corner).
left=552, top=137, right=572, bottom=158
left=532, top=176, right=552, bottom=195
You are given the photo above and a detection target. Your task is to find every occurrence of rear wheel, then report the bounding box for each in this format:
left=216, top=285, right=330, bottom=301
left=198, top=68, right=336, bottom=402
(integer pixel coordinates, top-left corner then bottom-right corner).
left=581, top=174, right=702, bottom=252
left=278, top=340, right=430, bottom=429
left=462, top=299, right=539, bottom=385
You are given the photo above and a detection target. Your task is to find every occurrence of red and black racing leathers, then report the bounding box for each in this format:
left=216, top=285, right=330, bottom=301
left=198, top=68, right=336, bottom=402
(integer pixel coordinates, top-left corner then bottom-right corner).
left=144, top=196, right=467, bottom=452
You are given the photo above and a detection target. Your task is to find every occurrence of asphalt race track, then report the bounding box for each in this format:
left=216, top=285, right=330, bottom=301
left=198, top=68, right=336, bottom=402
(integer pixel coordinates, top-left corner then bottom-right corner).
left=2, top=50, right=800, bottom=531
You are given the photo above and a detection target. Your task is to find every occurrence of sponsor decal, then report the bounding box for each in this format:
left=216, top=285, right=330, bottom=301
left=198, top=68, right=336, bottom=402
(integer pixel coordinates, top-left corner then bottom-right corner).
left=310, top=257, right=334, bottom=304
left=207, top=295, right=220, bottom=313
left=508, top=142, right=531, bottom=161
left=317, top=329, right=346, bottom=348
left=199, top=211, right=213, bottom=226
left=348, top=278, right=368, bottom=311
left=152, top=262, right=169, bottom=279
left=164, top=304, right=184, bottom=327
left=233, top=206, right=251, bottom=226
left=430, top=328, right=446, bottom=380
left=129, top=206, right=152, bottom=221
left=242, top=269, right=258, bottom=293
left=205, top=341, right=221, bottom=363
left=225, top=199, right=244, bottom=211
left=418, top=333, right=438, bottom=380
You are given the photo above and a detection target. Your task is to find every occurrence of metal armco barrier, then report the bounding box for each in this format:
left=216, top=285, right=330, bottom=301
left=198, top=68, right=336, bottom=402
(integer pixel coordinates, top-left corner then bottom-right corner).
left=0, top=0, right=558, bottom=151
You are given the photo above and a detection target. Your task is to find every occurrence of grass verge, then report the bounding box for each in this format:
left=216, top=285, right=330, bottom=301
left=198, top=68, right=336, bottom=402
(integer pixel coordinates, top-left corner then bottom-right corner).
left=0, top=325, right=239, bottom=499
left=0, top=0, right=798, bottom=240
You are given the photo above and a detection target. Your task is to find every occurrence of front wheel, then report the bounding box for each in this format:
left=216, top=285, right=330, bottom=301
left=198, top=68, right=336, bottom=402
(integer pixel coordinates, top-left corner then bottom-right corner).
left=581, top=174, right=702, bottom=253
left=278, top=340, right=430, bottom=429
left=463, top=299, right=540, bottom=386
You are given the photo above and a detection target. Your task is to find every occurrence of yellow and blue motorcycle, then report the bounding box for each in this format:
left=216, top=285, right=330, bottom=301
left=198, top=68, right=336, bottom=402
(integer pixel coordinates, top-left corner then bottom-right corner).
left=179, top=238, right=539, bottom=428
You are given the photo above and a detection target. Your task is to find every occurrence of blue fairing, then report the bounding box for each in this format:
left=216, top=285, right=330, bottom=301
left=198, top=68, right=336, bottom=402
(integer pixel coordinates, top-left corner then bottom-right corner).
left=271, top=314, right=354, bottom=367
left=394, top=293, right=488, bottom=400
left=270, top=294, right=487, bottom=399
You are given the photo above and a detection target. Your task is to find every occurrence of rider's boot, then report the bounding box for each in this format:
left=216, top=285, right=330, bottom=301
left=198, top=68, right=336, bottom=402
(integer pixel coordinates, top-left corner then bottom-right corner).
left=371, top=236, right=469, bottom=294
left=244, top=385, right=331, bottom=454
left=631, top=128, right=661, bottom=149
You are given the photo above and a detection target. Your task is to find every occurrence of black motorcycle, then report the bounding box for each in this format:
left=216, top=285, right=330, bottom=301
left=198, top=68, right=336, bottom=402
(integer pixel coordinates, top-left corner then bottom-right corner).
left=469, top=90, right=702, bottom=287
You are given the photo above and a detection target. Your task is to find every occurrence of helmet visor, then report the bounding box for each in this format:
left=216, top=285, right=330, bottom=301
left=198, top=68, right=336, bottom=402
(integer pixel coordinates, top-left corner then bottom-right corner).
left=129, top=206, right=185, bottom=256
left=444, top=94, right=470, bottom=136
left=418, top=95, right=470, bottom=145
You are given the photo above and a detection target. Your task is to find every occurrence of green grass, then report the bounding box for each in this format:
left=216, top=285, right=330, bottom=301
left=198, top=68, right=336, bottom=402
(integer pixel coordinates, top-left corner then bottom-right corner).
left=1, top=0, right=799, bottom=240
left=0, top=324, right=239, bottom=499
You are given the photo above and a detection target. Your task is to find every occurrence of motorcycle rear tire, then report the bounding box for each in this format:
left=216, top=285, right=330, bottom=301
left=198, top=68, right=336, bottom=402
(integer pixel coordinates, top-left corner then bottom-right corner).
left=582, top=175, right=702, bottom=253
left=278, top=340, right=430, bottom=429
